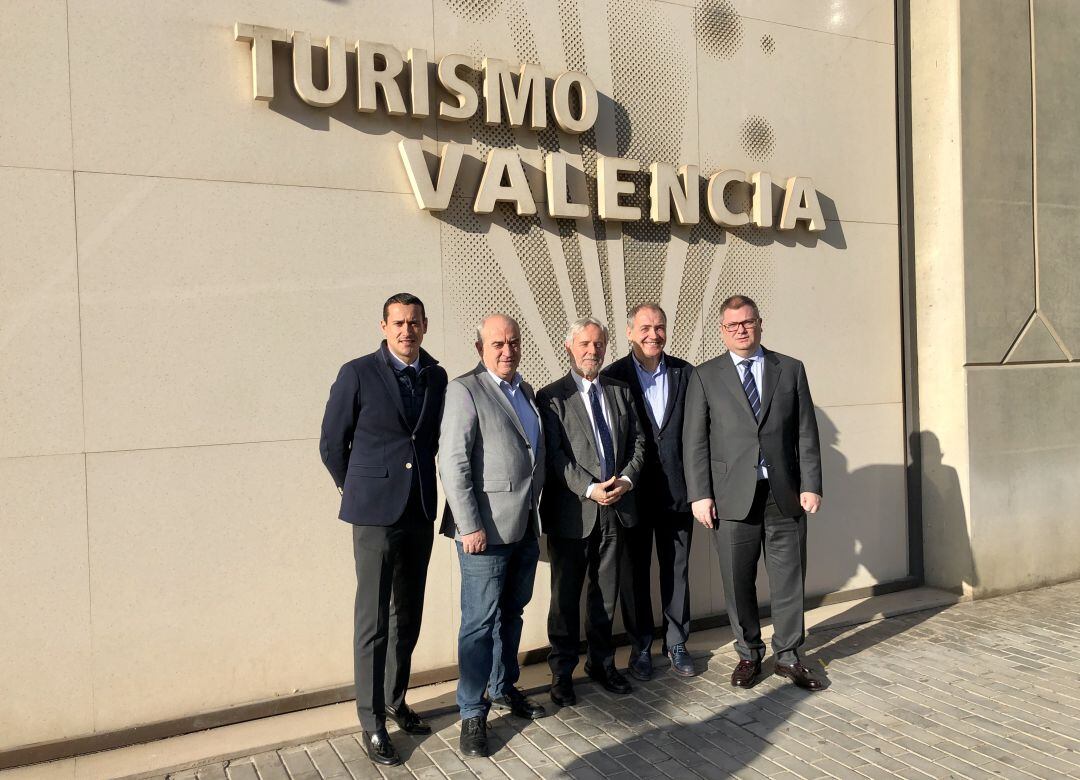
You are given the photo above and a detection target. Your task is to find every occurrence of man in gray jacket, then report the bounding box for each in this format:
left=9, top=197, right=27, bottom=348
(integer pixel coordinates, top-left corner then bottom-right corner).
left=439, top=314, right=547, bottom=759
left=683, top=294, right=824, bottom=691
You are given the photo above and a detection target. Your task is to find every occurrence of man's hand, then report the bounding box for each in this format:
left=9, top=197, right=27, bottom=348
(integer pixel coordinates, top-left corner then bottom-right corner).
left=461, top=528, right=487, bottom=554
left=800, top=492, right=822, bottom=514
left=589, top=477, right=631, bottom=506
left=692, top=498, right=717, bottom=529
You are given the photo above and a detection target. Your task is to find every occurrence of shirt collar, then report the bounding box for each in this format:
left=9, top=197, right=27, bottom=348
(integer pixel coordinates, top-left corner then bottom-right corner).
left=729, top=346, right=764, bottom=367
left=631, top=353, right=666, bottom=378
left=570, top=370, right=601, bottom=394
left=386, top=349, right=421, bottom=372
left=487, top=369, right=522, bottom=391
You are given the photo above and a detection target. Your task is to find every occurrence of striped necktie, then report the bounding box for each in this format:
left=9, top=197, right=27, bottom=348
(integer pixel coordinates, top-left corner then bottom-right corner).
left=740, top=359, right=767, bottom=469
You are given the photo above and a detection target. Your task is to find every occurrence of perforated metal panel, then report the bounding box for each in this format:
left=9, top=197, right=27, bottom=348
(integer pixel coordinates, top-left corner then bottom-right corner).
left=693, top=0, right=743, bottom=61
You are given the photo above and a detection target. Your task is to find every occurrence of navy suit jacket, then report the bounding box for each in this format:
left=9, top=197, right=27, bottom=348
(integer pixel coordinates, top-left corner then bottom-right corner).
left=603, top=353, right=693, bottom=515
left=319, top=341, right=448, bottom=525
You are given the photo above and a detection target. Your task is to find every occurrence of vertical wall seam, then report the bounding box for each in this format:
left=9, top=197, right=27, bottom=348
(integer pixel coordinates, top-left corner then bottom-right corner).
left=1028, top=0, right=1040, bottom=316
left=64, top=0, right=96, bottom=732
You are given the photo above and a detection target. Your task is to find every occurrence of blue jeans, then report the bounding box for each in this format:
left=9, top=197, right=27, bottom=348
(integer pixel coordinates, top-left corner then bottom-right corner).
left=455, top=534, right=540, bottom=720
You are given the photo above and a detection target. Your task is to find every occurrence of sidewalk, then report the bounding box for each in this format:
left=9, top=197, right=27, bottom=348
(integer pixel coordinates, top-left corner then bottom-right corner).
left=14, top=582, right=1080, bottom=780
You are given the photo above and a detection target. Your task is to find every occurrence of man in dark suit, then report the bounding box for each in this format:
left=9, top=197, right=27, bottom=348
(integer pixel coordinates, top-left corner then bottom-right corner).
left=319, top=293, right=449, bottom=766
left=683, top=294, right=823, bottom=691
left=538, top=316, right=646, bottom=706
left=602, top=303, right=697, bottom=680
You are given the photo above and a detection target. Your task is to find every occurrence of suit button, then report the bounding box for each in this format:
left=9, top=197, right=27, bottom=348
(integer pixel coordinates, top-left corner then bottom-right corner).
left=405, top=462, right=413, bottom=469
left=411, top=435, right=416, bottom=441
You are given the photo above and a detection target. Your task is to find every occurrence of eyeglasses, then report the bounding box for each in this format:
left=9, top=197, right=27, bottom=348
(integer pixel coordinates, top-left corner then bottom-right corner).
left=721, top=318, right=760, bottom=333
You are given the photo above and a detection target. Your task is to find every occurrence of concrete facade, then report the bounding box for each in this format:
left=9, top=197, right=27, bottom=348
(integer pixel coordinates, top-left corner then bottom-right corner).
left=910, top=0, right=1080, bottom=598
left=3, top=0, right=1071, bottom=762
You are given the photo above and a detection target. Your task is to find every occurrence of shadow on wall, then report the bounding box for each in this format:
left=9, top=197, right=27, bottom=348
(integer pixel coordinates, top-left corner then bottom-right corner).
left=918, top=429, right=977, bottom=595
left=794, top=415, right=972, bottom=679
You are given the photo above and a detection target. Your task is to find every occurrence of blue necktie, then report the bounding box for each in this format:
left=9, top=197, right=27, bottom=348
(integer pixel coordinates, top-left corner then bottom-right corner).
left=589, top=383, right=616, bottom=480
left=740, top=359, right=767, bottom=469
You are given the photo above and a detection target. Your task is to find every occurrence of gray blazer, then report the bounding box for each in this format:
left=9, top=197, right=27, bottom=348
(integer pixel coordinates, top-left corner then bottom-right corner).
left=537, top=372, right=646, bottom=539
left=683, top=347, right=822, bottom=520
left=438, top=364, right=545, bottom=545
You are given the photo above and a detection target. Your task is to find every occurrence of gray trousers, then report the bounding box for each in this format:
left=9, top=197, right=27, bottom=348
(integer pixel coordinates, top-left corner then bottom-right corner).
left=351, top=491, right=433, bottom=732
left=619, top=510, right=694, bottom=652
left=547, top=507, right=622, bottom=675
left=711, top=480, right=807, bottom=665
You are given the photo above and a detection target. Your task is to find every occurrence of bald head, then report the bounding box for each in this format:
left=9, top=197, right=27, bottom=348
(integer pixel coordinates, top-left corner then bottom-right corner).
left=475, top=313, right=522, bottom=381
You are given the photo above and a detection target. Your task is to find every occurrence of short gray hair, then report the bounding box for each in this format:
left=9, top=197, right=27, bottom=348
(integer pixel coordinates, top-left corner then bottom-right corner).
left=475, top=313, right=521, bottom=343
left=565, top=316, right=608, bottom=345
left=626, top=303, right=666, bottom=328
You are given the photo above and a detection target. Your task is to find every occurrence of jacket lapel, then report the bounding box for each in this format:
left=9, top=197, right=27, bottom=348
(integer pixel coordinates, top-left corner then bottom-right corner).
left=658, top=364, right=680, bottom=432
left=758, top=349, right=781, bottom=425
left=601, top=378, right=622, bottom=466
left=474, top=363, right=528, bottom=444
left=719, top=356, right=758, bottom=425
left=564, top=373, right=600, bottom=468
left=375, top=345, right=409, bottom=426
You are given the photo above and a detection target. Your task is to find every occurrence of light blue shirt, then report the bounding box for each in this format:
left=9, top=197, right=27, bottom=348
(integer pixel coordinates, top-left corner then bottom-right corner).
left=487, top=370, right=541, bottom=456
left=730, top=347, right=768, bottom=479
left=632, top=355, right=668, bottom=428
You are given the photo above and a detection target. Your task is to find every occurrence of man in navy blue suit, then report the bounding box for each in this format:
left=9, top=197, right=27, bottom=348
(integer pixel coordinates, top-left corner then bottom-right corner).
left=320, top=293, right=448, bottom=767
left=603, top=303, right=697, bottom=680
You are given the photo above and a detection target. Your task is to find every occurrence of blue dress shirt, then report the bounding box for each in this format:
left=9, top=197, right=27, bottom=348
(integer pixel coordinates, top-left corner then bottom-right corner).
left=487, top=370, right=541, bottom=456
left=632, top=355, right=668, bottom=428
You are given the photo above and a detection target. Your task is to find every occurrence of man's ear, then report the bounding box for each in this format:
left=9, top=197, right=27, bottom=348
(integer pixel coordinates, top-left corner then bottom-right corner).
left=475, top=341, right=483, bottom=358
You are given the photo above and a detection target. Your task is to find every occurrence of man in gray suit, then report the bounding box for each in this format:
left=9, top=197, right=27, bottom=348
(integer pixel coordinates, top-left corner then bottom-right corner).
left=439, top=314, right=548, bottom=758
left=683, top=295, right=824, bottom=691
left=538, top=317, right=646, bottom=706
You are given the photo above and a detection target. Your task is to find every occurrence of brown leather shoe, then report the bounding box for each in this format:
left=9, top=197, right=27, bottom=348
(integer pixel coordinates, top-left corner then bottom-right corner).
left=730, top=659, right=761, bottom=688
left=774, top=662, right=825, bottom=691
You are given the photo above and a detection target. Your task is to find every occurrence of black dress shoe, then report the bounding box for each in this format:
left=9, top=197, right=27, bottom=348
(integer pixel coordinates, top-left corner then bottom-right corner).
left=585, top=662, right=633, bottom=695
left=667, top=643, right=697, bottom=677
left=549, top=674, right=576, bottom=706
left=459, top=716, right=489, bottom=757
left=491, top=686, right=547, bottom=719
left=774, top=662, right=825, bottom=691
left=628, top=648, right=653, bottom=681
left=361, top=728, right=401, bottom=766
left=730, top=659, right=761, bottom=688
left=385, top=703, right=431, bottom=734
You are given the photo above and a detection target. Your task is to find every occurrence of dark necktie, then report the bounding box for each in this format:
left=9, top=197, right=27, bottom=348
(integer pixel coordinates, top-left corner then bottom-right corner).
left=740, top=359, right=766, bottom=469
left=588, top=383, right=616, bottom=480
left=401, top=366, right=418, bottom=392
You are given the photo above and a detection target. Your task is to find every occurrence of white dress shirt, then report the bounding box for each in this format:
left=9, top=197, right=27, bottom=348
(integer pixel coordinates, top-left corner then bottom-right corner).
left=387, top=351, right=421, bottom=372
left=570, top=371, right=632, bottom=497
left=730, top=347, right=768, bottom=479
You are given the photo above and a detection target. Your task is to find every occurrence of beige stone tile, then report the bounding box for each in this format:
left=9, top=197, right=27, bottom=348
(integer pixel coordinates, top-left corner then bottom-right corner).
left=766, top=220, right=903, bottom=408
left=67, top=0, right=435, bottom=192
left=75, top=172, right=443, bottom=452
left=668, top=0, right=895, bottom=45
left=0, top=1, right=72, bottom=170
left=71, top=702, right=360, bottom=780
left=696, top=15, right=898, bottom=226
left=0, top=168, right=83, bottom=458
left=85, top=440, right=352, bottom=731
left=0, top=760, right=76, bottom=780
left=0, top=455, right=92, bottom=751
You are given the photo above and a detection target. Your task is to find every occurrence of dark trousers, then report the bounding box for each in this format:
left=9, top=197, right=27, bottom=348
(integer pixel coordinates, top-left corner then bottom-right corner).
left=547, top=508, right=621, bottom=676
left=620, top=510, right=693, bottom=653
left=351, top=490, right=433, bottom=732
left=711, top=480, right=807, bottom=666
left=455, top=534, right=540, bottom=719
